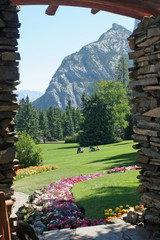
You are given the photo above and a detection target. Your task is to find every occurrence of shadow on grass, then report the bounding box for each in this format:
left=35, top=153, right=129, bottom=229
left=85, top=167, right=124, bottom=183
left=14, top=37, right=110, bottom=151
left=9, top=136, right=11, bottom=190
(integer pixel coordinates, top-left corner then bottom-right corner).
left=45, top=145, right=79, bottom=151
left=109, top=142, right=131, bottom=146
left=58, top=145, right=79, bottom=150
left=88, top=152, right=137, bottom=170
left=75, top=185, right=141, bottom=220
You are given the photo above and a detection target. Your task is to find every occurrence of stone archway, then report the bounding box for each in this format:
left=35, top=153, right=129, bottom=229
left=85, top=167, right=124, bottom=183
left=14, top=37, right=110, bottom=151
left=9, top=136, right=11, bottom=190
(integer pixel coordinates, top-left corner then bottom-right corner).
left=128, top=16, right=160, bottom=231
left=1, top=0, right=160, bottom=233
left=0, top=0, right=20, bottom=216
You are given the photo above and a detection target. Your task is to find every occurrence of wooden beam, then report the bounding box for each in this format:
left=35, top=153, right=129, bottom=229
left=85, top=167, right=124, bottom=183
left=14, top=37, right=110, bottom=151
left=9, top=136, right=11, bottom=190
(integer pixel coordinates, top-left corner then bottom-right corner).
left=43, top=1, right=156, bottom=19
left=11, top=0, right=160, bottom=20
left=46, top=5, right=59, bottom=15
left=91, top=9, right=100, bottom=14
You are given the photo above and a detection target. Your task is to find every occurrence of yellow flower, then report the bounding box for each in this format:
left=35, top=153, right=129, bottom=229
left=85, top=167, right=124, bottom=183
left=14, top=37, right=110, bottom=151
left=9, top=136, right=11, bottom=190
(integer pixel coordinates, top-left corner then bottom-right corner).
left=115, top=207, right=120, bottom=211
left=134, top=205, right=140, bottom=211
left=109, top=209, right=112, bottom=212
left=129, top=207, right=134, bottom=211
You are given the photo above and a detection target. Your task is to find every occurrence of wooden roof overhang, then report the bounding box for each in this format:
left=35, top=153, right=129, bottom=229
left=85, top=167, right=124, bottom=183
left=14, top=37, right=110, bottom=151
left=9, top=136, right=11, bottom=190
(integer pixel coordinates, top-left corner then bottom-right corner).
left=11, top=0, right=160, bottom=20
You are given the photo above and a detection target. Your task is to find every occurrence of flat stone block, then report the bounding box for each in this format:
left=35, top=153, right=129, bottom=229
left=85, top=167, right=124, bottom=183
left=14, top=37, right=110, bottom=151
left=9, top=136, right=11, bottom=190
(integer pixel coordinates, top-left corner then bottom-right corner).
left=143, top=107, right=160, bottom=117
left=1, top=52, right=20, bottom=61
left=70, top=219, right=152, bottom=240
left=43, top=228, right=73, bottom=240
left=147, top=27, right=160, bottom=38
left=137, top=36, right=160, bottom=47
left=0, top=66, right=19, bottom=80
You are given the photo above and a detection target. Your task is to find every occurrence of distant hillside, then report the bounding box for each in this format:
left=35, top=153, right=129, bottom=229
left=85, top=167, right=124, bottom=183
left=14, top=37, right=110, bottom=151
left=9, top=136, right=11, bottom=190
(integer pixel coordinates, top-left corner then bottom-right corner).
left=16, top=90, right=43, bottom=102
left=33, top=23, right=132, bottom=109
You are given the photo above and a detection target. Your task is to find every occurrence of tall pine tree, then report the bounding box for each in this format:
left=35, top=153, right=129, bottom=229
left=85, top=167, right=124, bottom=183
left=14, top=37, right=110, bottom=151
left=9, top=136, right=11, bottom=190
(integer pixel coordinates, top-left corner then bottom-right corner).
left=114, top=56, right=129, bottom=87
left=15, top=96, right=41, bottom=142
left=79, top=80, right=130, bottom=146
left=39, top=110, right=50, bottom=139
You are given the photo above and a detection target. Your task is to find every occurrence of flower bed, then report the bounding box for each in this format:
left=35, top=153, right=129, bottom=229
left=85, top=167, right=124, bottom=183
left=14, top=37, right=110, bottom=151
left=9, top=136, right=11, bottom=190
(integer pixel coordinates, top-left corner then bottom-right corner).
left=16, top=165, right=58, bottom=179
left=26, top=165, right=140, bottom=231
left=104, top=204, right=144, bottom=223
left=33, top=174, right=104, bottom=230
left=105, top=165, right=141, bottom=174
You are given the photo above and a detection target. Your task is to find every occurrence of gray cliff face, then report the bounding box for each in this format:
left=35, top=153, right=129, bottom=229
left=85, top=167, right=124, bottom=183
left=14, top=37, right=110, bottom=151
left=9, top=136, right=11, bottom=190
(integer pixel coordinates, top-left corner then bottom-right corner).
left=33, top=24, right=132, bottom=109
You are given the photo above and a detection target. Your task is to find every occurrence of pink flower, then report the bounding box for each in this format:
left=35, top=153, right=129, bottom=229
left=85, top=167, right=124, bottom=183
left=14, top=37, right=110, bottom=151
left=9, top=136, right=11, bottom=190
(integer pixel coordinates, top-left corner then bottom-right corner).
left=65, top=225, right=70, bottom=228
left=49, top=224, right=54, bottom=228
left=81, top=224, right=88, bottom=227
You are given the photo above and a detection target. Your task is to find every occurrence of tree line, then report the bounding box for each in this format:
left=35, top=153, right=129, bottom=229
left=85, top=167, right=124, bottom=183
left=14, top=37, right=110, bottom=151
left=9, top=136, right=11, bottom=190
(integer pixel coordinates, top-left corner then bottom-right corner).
left=15, top=97, right=82, bottom=142
left=15, top=56, right=134, bottom=145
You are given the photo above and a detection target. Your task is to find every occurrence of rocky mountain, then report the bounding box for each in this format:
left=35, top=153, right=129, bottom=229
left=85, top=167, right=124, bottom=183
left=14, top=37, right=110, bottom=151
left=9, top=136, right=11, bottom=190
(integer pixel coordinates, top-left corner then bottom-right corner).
left=16, top=90, right=43, bottom=102
left=33, top=23, right=132, bottom=109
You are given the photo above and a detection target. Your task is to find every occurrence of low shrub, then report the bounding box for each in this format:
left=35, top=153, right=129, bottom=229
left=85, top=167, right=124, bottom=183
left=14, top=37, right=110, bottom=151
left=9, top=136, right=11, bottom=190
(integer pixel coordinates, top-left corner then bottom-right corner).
left=65, top=133, right=78, bottom=143
left=15, top=131, right=43, bottom=167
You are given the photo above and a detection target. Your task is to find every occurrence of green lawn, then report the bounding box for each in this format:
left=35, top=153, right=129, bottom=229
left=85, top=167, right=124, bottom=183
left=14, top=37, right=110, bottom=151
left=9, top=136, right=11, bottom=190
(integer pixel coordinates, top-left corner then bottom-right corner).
left=72, top=170, right=140, bottom=219
left=14, top=140, right=141, bottom=219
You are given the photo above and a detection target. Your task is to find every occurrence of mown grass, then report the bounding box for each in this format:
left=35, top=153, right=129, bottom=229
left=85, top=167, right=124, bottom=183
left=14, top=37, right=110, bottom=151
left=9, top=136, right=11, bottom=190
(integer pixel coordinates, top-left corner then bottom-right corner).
left=72, top=170, right=140, bottom=219
left=14, top=140, right=141, bottom=219
left=14, top=140, right=137, bottom=194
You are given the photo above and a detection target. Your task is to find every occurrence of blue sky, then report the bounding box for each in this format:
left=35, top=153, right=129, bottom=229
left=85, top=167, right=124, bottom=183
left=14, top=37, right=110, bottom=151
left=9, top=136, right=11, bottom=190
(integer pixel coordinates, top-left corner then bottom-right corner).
left=17, top=5, right=135, bottom=93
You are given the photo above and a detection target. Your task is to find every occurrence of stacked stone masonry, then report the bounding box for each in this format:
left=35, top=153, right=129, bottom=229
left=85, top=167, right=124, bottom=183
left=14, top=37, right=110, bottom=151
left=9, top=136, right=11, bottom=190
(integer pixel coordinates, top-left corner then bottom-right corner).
left=0, top=0, right=20, bottom=215
left=128, top=15, right=160, bottom=232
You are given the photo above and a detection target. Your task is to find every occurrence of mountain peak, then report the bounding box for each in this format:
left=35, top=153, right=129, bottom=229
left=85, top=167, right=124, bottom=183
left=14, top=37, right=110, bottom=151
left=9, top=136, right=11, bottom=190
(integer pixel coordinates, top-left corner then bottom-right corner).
left=112, top=23, right=122, bottom=29
left=33, top=24, right=132, bottom=110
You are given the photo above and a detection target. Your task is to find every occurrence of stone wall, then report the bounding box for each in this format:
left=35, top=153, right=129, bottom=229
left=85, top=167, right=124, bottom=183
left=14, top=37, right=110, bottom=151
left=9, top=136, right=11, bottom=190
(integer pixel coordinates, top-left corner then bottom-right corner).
left=0, top=0, right=20, bottom=214
left=128, top=15, right=160, bottom=232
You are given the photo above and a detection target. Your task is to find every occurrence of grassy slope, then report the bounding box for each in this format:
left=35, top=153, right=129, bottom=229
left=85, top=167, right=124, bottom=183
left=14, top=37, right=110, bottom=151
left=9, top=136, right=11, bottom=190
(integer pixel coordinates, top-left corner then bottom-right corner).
left=14, top=140, right=138, bottom=195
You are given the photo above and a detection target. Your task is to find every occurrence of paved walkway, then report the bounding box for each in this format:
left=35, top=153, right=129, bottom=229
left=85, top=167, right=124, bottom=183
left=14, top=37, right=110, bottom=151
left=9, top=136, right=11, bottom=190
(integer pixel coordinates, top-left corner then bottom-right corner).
left=11, top=192, right=29, bottom=217
left=42, top=219, right=153, bottom=240
left=12, top=192, right=154, bottom=240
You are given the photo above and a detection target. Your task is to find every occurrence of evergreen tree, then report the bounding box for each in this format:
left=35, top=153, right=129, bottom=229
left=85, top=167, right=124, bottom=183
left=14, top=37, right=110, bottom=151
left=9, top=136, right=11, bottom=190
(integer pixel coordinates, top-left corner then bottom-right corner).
left=124, top=113, right=134, bottom=140
left=47, top=106, right=56, bottom=137
left=15, top=96, right=41, bottom=142
left=79, top=93, right=115, bottom=146
left=114, top=56, right=129, bottom=87
left=114, top=56, right=134, bottom=139
left=79, top=79, right=130, bottom=146
left=39, top=110, right=50, bottom=139
left=63, top=100, right=75, bottom=137
left=56, top=121, right=63, bottom=140
left=72, top=107, right=82, bottom=132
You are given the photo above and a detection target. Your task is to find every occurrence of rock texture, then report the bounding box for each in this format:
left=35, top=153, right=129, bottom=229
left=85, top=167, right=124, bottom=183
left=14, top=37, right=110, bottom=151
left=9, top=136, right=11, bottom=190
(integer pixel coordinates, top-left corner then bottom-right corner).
left=33, top=23, right=132, bottom=109
left=128, top=14, right=160, bottom=232
left=0, top=0, right=20, bottom=213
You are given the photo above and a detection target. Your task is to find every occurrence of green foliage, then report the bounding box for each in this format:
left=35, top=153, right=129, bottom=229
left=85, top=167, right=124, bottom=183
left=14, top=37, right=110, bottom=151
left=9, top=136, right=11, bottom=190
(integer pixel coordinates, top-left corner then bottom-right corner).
left=79, top=80, right=130, bottom=146
left=39, top=110, right=50, bottom=138
left=65, top=133, right=78, bottom=143
left=15, top=97, right=41, bottom=143
left=15, top=98, right=82, bottom=142
left=124, top=113, right=134, bottom=140
left=114, top=56, right=129, bottom=87
left=15, top=131, right=43, bottom=167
